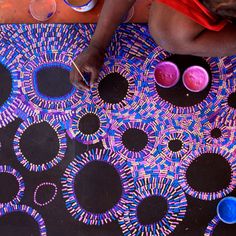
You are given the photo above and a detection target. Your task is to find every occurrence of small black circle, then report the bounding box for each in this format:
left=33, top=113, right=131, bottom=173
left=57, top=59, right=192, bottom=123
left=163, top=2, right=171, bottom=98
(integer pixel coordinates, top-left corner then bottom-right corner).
left=98, top=72, right=129, bottom=104
left=20, top=122, right=59, bottom=165
left=75, top=161, right=122, bottom=214
left=137, top=196, right=168, bottom=225
left=186, top=153, right=232, bottom=192
left=0, top=173, right=19, bottom=203
left=211, top=128, right=222, bottom=139
left=228, top=92, right=236, bottom=109
left=36, top=65, right=73, bottom=98
left=122, top=128, right=148, bottom=152
left=0, top=63, right=12, bottom=107
left=168, top=139, right=183, bottom=152
left=156, top=55, right=211, bottom=107
left=79, top=113, right=100, bottom=135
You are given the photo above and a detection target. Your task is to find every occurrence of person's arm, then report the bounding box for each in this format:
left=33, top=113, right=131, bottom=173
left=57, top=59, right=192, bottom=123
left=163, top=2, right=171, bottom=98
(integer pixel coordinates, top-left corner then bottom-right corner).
left=90, top=0, right=136, bottom=52
left=186, top=24, right=236, bottom=57
left=70, top=0, right=136, bottom=90
left=149, top=1, right=236, bottom=57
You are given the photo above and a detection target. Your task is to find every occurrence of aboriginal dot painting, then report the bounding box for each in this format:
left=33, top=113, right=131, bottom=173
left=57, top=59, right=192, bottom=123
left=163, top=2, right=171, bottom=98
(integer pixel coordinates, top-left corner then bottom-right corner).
left=0, top=24, right=235, bottom=236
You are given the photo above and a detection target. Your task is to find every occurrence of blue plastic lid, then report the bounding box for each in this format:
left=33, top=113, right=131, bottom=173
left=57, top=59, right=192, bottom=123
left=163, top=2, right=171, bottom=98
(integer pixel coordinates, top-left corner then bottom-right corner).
left=217, top=197, right=236, bottom=224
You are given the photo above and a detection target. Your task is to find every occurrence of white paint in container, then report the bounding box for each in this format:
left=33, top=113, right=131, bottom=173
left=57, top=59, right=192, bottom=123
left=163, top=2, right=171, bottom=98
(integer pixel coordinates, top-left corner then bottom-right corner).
left=64, top=0, right=98, bottom=12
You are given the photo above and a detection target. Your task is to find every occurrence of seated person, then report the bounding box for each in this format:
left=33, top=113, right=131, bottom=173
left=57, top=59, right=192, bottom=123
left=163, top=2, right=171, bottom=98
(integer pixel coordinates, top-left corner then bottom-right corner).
left=70, top=0, right=236, bottom=90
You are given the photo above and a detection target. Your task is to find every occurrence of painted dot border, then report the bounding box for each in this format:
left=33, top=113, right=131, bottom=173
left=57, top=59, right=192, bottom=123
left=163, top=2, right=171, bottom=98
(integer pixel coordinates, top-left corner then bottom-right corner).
left=91, top=58, right=144, bottom=116
left=0, top=165, right=25, bottom=208
left=103, top=118, right=161, bottom=161
left=67, top=103, right=110, bottom=145
left=217, top=76, right=236, bottom=126
left=204, top=216, right=220, bottom=236
left=13, top=115, right=67, bottom=172
left=34, top=182, right=58, bottom=207
left=201, top=117, right=235, bottom=150
left=19, top=51, right=84, bottom=120
left=178, top=146, right=236, bottom=200
left=119, top=177, right=187, bottom=236
left=0, top=204, right=47, bottom=236
left=158, top=124, right=202, bottom=164
left=61, top=149, right=134, bottom=225
left=0, top=43, right=22, bottom=128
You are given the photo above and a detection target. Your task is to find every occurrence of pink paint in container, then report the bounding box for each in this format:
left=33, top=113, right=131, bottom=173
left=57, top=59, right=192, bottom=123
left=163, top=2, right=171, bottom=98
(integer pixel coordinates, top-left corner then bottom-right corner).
left=64, top=0, right=98, bottom=12
left=154, top=61, right=180, bottom=88
left=183, top=66, right=209, bottom=92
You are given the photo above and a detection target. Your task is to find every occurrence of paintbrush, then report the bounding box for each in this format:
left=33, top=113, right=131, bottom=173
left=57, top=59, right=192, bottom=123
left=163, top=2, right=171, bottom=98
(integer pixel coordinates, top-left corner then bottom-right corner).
left=71, top=60, right=90, bottom=87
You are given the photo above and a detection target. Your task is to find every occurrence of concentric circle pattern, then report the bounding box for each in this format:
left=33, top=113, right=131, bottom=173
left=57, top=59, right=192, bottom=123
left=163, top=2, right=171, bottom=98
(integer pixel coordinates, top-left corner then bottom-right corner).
left=61, top=149, right=134, bottom=225
left=67, top=102, right=110, bottom=144
left=0, top=165, right=25, bottom=207
left=178, top=146, right=236, bottom=200
left=103, top=118, right=162, bottom=162
left=0, top=43, right=21, bottom=128
left=119, top=177, right=187, bottom=236
left=0, top=23, right=235, bottom=235
left=13, top=115, right=67, bottom=172
left=89, top=58, right=146, bottom=119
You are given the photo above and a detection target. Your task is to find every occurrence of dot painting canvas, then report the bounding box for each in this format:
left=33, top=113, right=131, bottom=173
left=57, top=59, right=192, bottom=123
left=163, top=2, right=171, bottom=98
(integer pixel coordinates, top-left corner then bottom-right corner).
left=0, top=24, right=235, bottom=236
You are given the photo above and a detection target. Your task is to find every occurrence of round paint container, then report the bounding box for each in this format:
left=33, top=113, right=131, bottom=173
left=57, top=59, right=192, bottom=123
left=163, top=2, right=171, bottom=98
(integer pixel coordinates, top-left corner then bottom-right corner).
left=64, top=0, right=98, bottom=12
left=29, top=0, right=57, bottom=22
left=217, top=197, right=236, bottom=224
left=154, top=61, right=180, bottom=88
left=183, top=66, right=209, bottom=92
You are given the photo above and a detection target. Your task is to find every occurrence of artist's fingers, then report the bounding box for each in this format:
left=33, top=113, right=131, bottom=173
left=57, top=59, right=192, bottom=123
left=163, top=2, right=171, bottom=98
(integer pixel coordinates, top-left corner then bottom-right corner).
left=88, top=68, right=99, bottom=87
left=70, top=68, right=89, bottom=91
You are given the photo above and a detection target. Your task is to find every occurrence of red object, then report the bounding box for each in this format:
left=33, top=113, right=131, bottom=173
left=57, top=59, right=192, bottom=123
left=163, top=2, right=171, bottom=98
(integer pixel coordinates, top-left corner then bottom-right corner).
left=157, top=0, right=228, bottom=31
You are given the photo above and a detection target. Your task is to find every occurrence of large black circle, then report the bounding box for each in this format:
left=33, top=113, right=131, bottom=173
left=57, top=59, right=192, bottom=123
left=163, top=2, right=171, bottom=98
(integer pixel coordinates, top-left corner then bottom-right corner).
left=0, top=212, right=40, bottom=236
left=156, top=55, right=212, bottom=107
left=98, top=72, right=129, bottom=104
left=74, top=160, right=122, bottom=214
left=0, top=173, right=19, bottom=203
left=211, top=128, right=222, bottom=139
left=137, top=196, right=168, bottom=225
left=36, top=65, right=73, bottom=98
left=228, top=92, right=236, bottom=109
left=19, top=122, right=60, bottom=165
left=0, top=63, right=12, bottom=107
left=79, top=113, right=100, bottom=135
left=122, top=128, right=148, bottom=152
left=168, top=139, right=183, bottom=152
left=186, top=153, right=231, bottom=192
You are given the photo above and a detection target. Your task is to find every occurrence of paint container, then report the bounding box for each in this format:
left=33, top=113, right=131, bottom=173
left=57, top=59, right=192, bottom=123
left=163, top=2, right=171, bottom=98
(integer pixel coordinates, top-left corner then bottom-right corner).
left=154, top=61, right=180, bottom=88
left=29, top=0, right=57, bottom=22
left=183, top=66, right=209, bottom=92
left=217, top=197, right=236, bottom=224
left=64, top=0, right=98, bottom=12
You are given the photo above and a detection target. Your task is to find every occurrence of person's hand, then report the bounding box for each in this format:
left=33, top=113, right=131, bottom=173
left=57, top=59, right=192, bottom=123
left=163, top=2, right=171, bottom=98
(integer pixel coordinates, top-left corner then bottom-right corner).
left=70, top=45, right=105, bottom=91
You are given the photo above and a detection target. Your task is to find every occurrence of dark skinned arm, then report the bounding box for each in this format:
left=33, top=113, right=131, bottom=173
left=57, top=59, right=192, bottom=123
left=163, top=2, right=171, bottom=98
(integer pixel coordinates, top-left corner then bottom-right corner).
left=70, top=0, right=136, bottom=90
left=149, top=1, right=236, bottom=57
